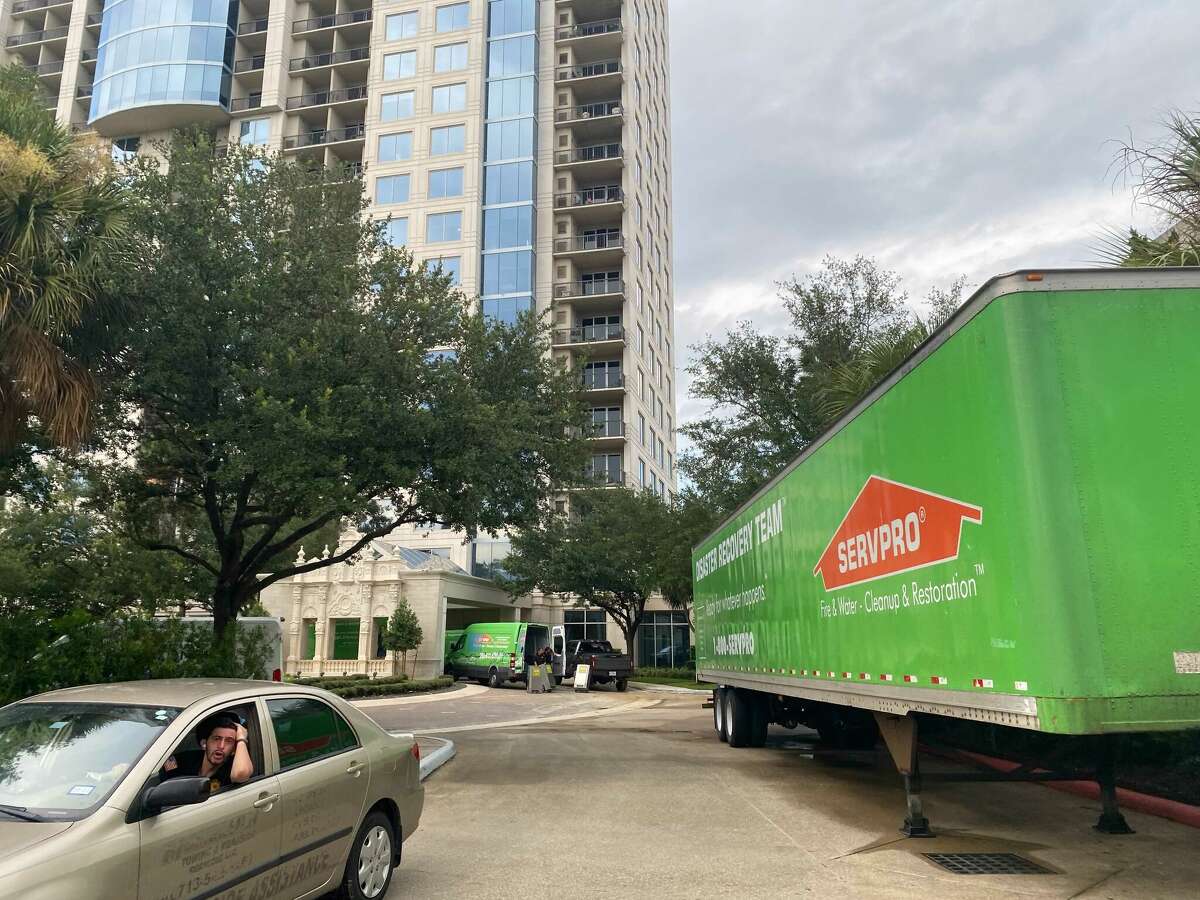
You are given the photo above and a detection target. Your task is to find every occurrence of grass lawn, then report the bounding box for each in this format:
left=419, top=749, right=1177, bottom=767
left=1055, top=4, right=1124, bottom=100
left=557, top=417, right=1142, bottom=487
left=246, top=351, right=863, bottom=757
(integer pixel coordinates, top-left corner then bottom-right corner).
left=631, top=674, right=713, bottom=691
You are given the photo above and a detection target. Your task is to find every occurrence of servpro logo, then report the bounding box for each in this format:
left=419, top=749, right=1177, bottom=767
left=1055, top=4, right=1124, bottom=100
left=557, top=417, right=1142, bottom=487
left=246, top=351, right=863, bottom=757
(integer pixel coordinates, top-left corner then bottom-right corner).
left=813, top=476, right=982, bottom=591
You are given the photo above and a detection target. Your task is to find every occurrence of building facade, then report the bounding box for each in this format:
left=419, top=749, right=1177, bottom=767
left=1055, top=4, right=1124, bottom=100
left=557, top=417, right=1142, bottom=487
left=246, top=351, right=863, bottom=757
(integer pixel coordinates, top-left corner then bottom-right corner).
left=2, top=0, right=684, bottom=672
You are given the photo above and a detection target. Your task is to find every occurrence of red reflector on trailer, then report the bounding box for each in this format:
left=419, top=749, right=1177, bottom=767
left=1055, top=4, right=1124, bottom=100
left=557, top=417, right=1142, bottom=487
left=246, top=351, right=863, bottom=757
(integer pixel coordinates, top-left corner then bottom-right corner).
left=411, top=742, right=420, bottom=761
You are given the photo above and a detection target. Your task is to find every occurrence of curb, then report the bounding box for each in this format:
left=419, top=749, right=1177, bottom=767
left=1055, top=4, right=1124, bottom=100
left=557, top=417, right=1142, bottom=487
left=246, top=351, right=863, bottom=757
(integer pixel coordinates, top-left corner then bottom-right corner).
left=930, top=745, right=1200, bottom=830
left=418, top=736, right=456, bottom=781
left=629, top=681, right=712, bottom=695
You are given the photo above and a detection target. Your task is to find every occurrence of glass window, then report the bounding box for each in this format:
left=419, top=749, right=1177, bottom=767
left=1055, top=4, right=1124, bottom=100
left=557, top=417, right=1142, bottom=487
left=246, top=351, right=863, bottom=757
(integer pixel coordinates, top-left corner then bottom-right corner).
left=386, top=218, right=409, bottom=246
left=482, top=296, right=532, bottom=325
left=637, top=611, right=690, bottom=669
left=482, top=205, right=533, bottom=250
left=429, top=256, right=461, bottom=285
left=381, top=91, right=415, bottom=121
left=428, top=167, right=464, bottom=198
left=563, top=608, right=607, bottom=643
left=484, top=118, right=534, bottom=161
left=435, top=2, right=470, bottom=32
left=266, top=698, right=357, bottom=771
left=471, top=539, right=512, bottom=578
left=238, top=118, right=269, bottom=146
left=0, top=702, right=180, bottom=819
left=383, top=50, right=416, bottom=80
left=487, top=34, right=534, bottom=77
left=111, top=136, right=140, bottom=162
left=486, top=75, right=534, bottom=117
left=484, top=160, right=533, bottom=204
left=434, top=42, right=468, bottom=72
left=385, top=11, right=419, bottom=40
left=488, top=0, right=535, bottom=36
left=430, top=124, right=466, bottom=155
left=481, top=250, right=532, bottom=295
left=378, top=131, right=413, bottom=162
left=426, top=211, right=463, bottom=243
left=376, top=174, right=411, bottom=205
left=432, top=82, right=467, bottom=113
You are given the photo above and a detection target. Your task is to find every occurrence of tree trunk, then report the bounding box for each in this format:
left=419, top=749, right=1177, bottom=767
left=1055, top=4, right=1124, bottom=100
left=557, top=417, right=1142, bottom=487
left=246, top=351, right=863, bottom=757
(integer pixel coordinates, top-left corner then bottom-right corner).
left=623, top=623, right=639, bottom=669
left=212, top=589, right=235, bottom=640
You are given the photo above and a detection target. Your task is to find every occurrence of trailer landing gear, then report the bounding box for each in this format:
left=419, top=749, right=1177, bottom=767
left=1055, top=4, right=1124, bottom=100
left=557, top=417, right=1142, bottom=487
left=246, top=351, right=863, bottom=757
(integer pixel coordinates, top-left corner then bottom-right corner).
left=873, top=712, right=933, bottom=837
left=1094, top=735, right=1134, bottom=835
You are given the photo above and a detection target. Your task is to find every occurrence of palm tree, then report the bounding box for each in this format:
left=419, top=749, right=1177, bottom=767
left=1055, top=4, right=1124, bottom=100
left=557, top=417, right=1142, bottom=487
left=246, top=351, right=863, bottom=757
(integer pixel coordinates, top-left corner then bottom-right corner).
left=0, top=65, right=128, bottom=451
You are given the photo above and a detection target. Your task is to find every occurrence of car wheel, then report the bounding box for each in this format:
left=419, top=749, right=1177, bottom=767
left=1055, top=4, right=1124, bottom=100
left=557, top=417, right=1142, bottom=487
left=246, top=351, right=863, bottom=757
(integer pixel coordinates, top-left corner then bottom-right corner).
left=616, top=678, right=628, bottom=692
left=336, top=810, right=396, bottom=900
left=715, top=688, right=728, bottom=743
left=487, top=668, right=501, bottom=688
left=554, top=675, right=563, bottom=686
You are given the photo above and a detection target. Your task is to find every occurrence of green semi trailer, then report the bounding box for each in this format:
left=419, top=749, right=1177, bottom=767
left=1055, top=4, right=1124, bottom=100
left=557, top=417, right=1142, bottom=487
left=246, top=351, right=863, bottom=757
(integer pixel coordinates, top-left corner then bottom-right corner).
left=692, top=268, right=1200, bottom=835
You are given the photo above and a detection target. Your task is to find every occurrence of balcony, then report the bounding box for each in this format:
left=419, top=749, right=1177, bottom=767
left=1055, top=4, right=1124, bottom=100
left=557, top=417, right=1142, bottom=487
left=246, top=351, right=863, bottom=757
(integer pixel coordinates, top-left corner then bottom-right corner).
left=80, top=47, right=98, bottom=64
left=553, top=323, right=625, bottom=348
left=229, top=94, right=263, bottom=113
left=26, top=60, right=63, bottom=76
left=584, top=469, right=629, bottom=487
left=237, top=18, right=269, bottom=37
left=6, top=26, right=69, bottom=48
left=293, top=9, right=372, bottom=34
left=12, top=0, right=72, bottom=13
left=85, top=13, right=102, bottom=28
left=289, top=47, right=370, bottom=73
left=555, top=142, right=622, bottom=178
left=286, top=83, right=368, bottom=111
left=75, top=83, right=93, bottom=100
left=575, top=420, right=627, bottom=444
left=582, top=371, right=624, bottom=394
left=555, top=18, right=622, bottom=57
left=554, top=231, right=624, bottom=265
left=234, top=55, right=266, bottom=74
left=283, top=123, right=366, bottom=151
left=555, top=99, right=622, bottom=140
left=555, top=59, right=621, bottom=98
left=554, top=278, right=624, bottom=310
left=554, top=185, right=623, bottom=225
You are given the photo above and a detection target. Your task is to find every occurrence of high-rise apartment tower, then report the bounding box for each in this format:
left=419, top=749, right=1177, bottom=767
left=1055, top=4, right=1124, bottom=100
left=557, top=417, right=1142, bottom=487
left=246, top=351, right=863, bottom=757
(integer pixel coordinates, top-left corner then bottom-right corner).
left=2, top=0, right=681, bottom=662
left=2, top=0, right=677, bottom=496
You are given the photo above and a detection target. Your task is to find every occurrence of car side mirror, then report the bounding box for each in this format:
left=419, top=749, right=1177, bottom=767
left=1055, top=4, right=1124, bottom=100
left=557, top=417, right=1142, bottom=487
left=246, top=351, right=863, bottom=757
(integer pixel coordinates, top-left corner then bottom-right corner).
left=143, top=776, right=212, bottom=815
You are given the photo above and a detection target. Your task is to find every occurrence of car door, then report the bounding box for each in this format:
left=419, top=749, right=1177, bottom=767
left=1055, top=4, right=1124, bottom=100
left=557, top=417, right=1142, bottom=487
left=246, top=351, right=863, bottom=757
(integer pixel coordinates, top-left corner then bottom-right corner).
left=551, top=625, right=565, bottom=677
left=264, top=696, right=369, bottom=898
left=137, top=701, right=282, bottom=900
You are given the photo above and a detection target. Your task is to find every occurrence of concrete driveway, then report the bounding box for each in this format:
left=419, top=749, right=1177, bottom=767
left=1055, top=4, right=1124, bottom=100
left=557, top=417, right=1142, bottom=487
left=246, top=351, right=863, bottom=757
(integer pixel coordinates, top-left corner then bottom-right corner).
left=377, top=692, right=1200, bottom=899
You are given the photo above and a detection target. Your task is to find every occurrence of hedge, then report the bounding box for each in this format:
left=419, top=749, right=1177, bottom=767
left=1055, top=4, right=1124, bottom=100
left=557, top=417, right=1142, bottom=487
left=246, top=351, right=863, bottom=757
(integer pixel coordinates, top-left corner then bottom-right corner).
left=633, top=667, right=699, bottom=681
left=328, top=675, right=454, bottom=699
left=288, top=673, right=408, bottom=689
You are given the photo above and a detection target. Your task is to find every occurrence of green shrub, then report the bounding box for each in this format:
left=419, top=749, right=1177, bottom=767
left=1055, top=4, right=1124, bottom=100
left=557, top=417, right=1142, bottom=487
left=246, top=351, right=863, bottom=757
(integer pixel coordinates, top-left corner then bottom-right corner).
left=0, top=613, right=270, bottom=705
left=289, top=672, right=410, bottom=689
left=633, top=667, right=698, bottom=680
left=326, top=675, right=452, bottom=699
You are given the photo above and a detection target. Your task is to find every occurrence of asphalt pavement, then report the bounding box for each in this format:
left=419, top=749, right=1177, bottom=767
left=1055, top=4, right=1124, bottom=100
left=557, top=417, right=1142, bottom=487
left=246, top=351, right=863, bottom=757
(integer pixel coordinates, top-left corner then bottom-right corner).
left=361, top=689, right=1200, bottom=899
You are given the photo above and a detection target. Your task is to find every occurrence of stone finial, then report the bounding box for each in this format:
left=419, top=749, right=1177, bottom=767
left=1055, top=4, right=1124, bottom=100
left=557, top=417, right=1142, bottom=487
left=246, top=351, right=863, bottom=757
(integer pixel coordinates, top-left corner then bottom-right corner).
left=322, top=544, right=331, bottom=559
left=295, top=546, right=307, bottom=564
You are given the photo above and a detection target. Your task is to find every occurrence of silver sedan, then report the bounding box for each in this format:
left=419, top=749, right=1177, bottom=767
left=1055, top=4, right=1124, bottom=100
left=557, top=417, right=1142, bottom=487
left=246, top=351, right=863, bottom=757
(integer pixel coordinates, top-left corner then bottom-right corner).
left=0, top=679, right=423, bottom=900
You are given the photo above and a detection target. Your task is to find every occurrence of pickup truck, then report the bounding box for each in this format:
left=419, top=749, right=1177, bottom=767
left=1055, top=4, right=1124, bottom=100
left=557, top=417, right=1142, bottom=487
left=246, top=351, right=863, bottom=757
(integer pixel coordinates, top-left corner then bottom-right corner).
left=563, top=640, right=632, bottom=691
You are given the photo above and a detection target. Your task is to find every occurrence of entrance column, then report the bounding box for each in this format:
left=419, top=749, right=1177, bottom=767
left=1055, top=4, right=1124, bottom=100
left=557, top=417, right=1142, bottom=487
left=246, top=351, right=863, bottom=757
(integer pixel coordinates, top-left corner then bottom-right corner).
left=287, top=584, right=302, bottom=671
left=314, top=584, right=330, bottom=665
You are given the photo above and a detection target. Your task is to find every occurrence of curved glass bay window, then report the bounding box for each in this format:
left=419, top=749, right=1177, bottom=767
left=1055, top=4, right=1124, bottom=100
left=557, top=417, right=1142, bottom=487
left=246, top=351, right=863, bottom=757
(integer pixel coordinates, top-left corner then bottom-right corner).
left=480, top=0, right=537, bottom=324
left=89, top=0, right=237, bottom=134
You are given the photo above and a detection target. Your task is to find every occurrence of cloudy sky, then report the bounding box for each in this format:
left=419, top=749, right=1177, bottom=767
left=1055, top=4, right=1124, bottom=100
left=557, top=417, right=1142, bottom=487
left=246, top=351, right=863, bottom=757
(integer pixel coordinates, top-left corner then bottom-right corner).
left=667, top=0, right=1200, bottom=426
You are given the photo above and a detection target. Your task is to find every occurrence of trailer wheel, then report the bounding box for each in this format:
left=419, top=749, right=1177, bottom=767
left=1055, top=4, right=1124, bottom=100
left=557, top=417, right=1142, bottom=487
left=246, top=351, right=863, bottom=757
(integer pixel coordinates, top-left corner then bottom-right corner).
left=714, top=688, right=728, bottom=742
left=727, top=689, right=754, bottom=748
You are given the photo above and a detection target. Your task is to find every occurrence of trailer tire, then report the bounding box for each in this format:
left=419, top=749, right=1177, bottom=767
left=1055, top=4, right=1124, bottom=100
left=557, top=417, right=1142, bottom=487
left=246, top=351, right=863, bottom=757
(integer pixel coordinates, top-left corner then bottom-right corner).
left=714, top=688, right=728, bottom=742
left=727, top=689, right=754, bottom=748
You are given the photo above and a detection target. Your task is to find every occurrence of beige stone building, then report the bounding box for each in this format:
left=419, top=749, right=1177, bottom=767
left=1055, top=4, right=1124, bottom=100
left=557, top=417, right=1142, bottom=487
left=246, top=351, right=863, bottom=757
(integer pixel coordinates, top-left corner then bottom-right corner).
left=3, top=0, right=687, bottom=674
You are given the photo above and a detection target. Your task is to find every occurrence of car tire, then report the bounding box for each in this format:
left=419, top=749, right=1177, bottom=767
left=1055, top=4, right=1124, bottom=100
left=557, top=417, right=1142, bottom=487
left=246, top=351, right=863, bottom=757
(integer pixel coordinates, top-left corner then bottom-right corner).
left=616, top=678, right=628, bottom=692
left=487, top=668, right=501, bottom=688
left=336, top=810, right=396, bottom=900
left=727, top=689, right=754, bottom=748
left=554, top=675, right=563, bottom=686
left=715, top=688, right=729, bottom=743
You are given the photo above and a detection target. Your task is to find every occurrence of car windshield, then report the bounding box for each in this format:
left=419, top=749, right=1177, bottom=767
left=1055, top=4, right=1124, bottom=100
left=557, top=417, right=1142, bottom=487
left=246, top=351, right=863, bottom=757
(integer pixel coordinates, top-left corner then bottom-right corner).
left=0, top=702, right=181, bottom=821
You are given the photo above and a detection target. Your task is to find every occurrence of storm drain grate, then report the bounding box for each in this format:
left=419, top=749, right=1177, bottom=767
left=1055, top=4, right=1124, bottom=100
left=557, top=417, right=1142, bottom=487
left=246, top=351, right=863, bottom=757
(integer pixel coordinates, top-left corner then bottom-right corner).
left=923, top=853, right=1052, bottom=875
